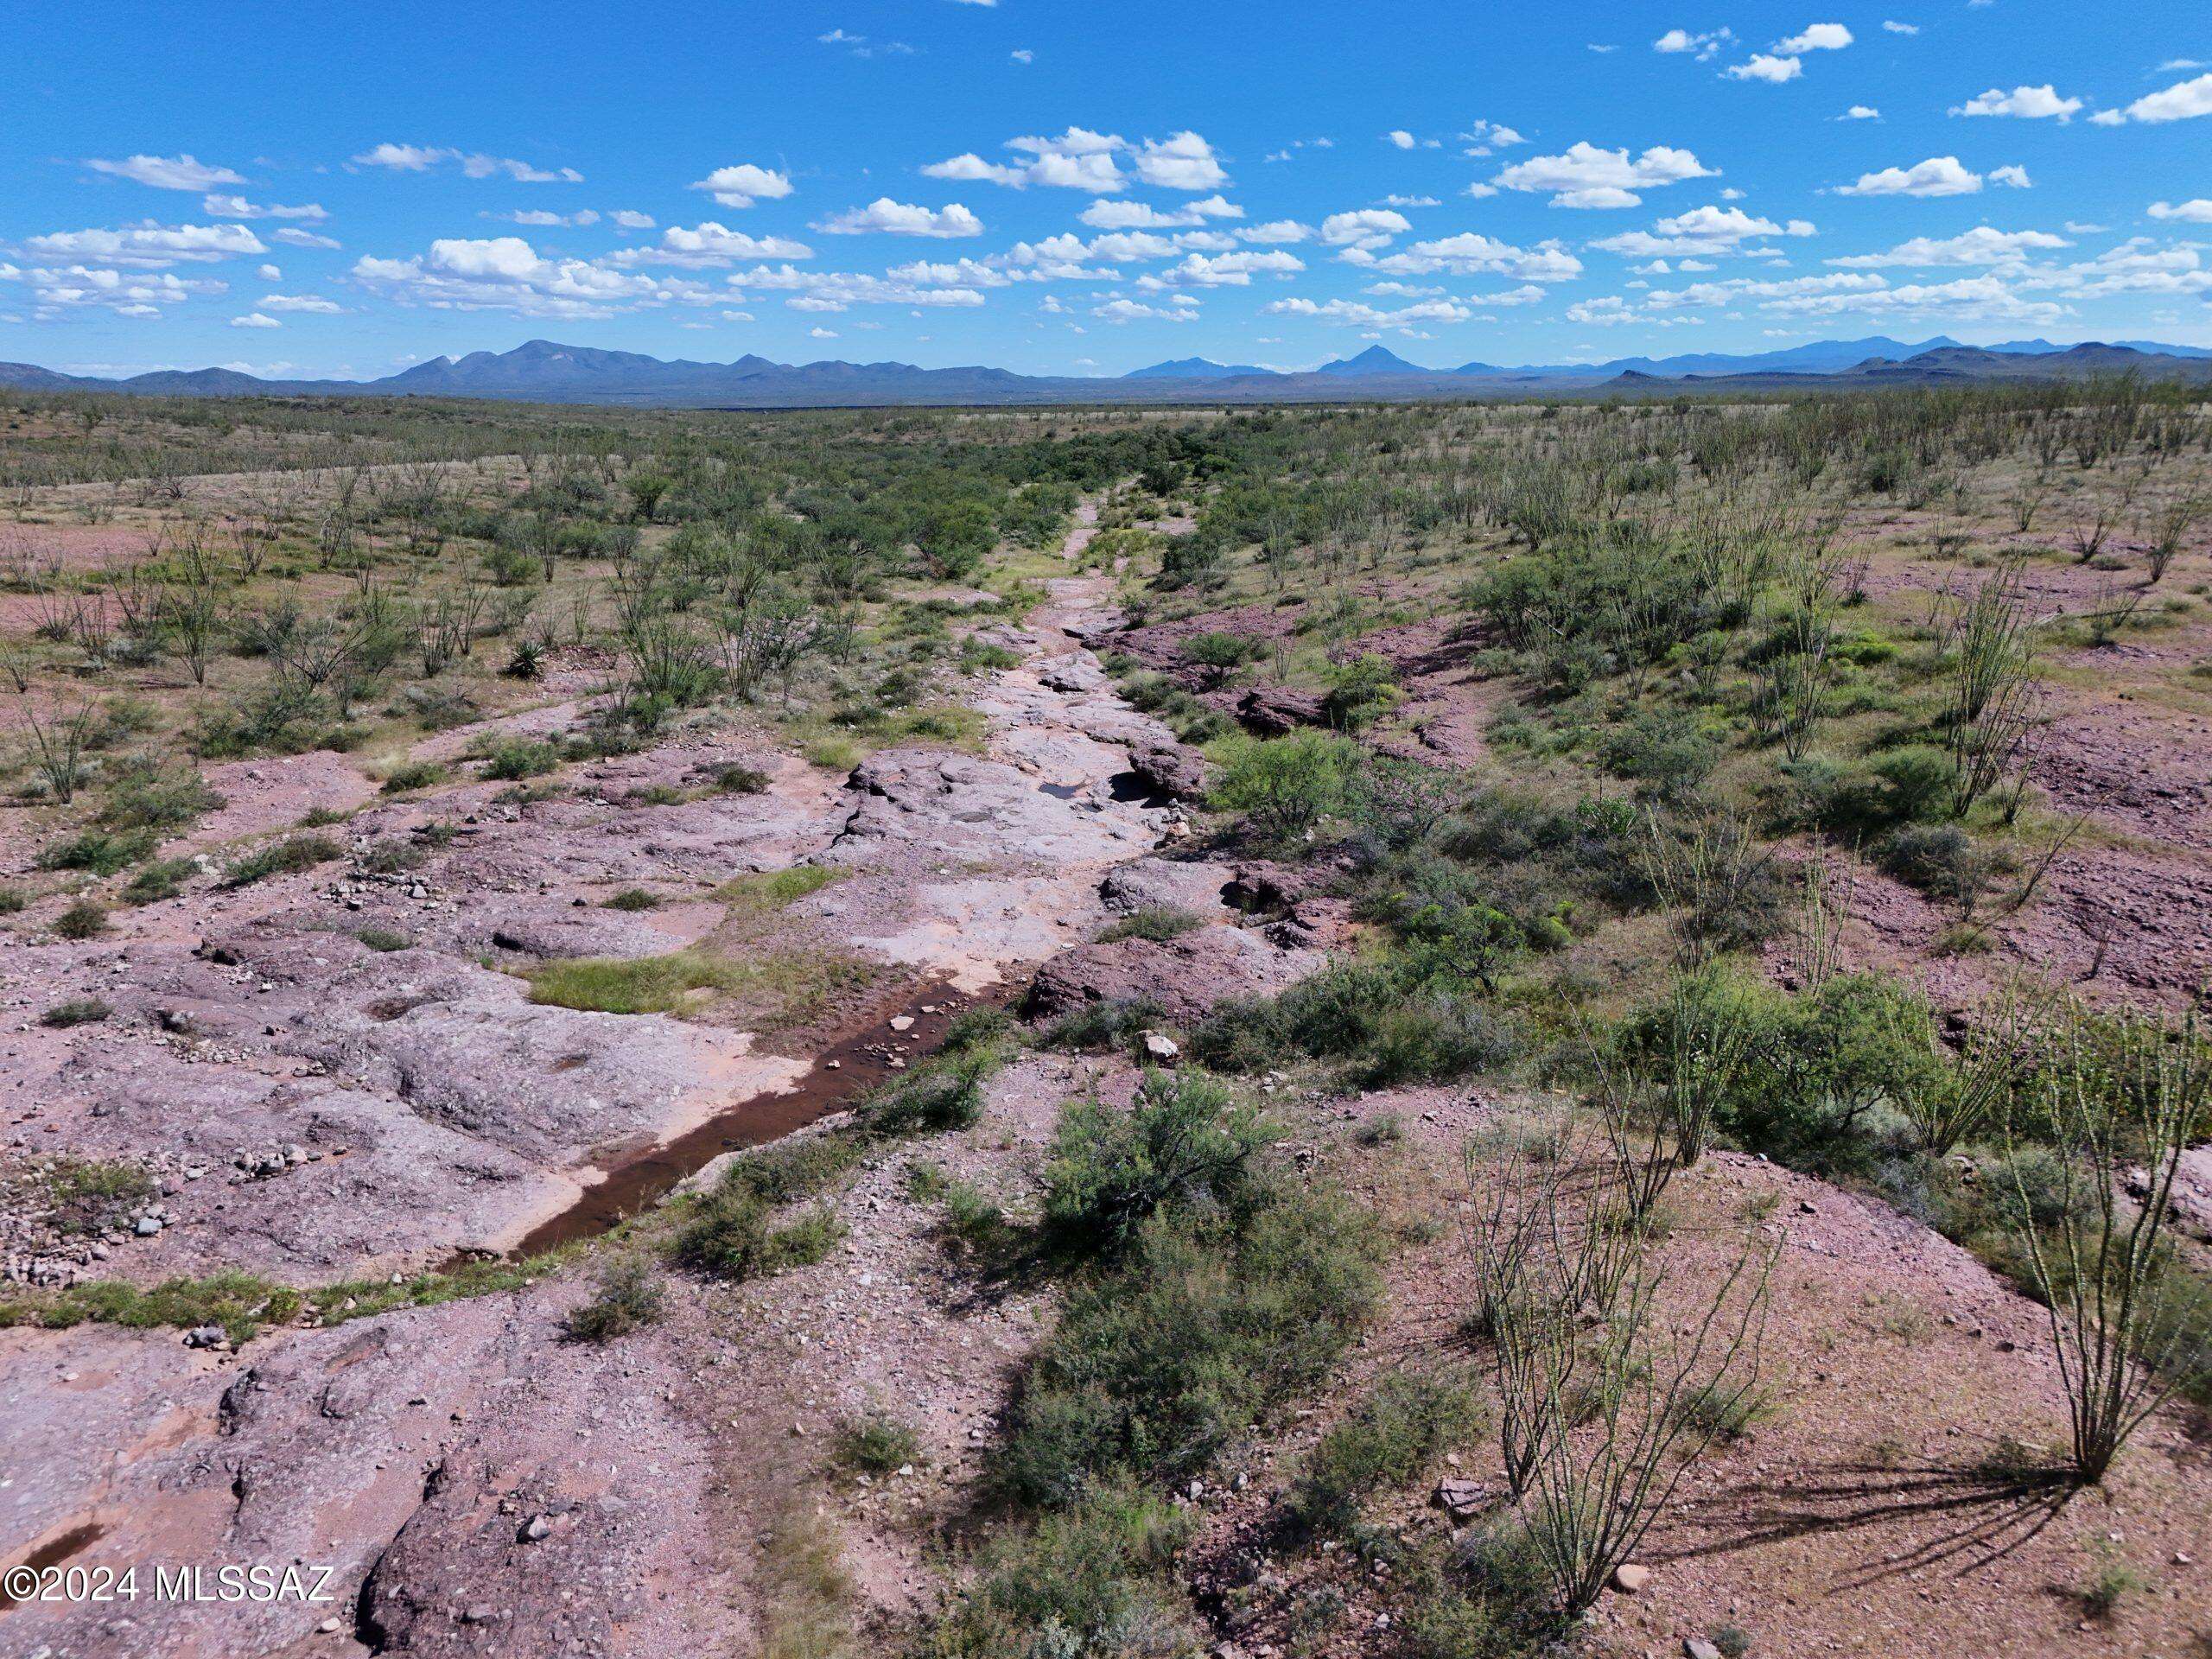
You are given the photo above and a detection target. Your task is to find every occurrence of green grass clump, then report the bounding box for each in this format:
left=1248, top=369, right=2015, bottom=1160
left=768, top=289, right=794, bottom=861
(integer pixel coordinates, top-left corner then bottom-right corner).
left=908, top=1162, right=1014, bottom=1256
left=929, top=1485, right=1199, bottom=1659
left=39, top=1157, right=155, bottom=1234
left=380, top=760, right=448, bottom=794
left=712, top=864, right=836, bottom=912
left=834, top=1412, right=921, bottom=1475
left=41, top=996, right=111, bottom=1028
left=1676, top=1381, right=1779, bottom=1443
left=222, top=834, right=342, bottom=888
left=802, top=734, right=862, bottom=772
left=38, top=827, right=156, bottom=876
left=564, top=1255, right=665, bottom=1344
left=124, top=858, right=197, bottom=905
left=1037, top=996, right=1166, bottom=1057
left=709, top=762, right=770, bottom=793
left=604, top=887, right=663, bottom=911
left=1095, top=906, right=1204, bottom=944
left=0, top=1271, right=302, bottom=1345
left=52, top=901, right=109, bottom=940
left=355, top=925, right=412, bottom=952
left=671, top=1196, right=847, bottom=1281
left=524, top=944, right=870, bottom=1026
left=2081, top=1551, right=2146, bottom=1621
left=1287, top=1370, right=1488, bottom=1537
left=524, top=950, right=741, bottom=1014
left=309, top=1251, right=571, bottom=1326
left=664, top=1042, right=1012, bottom=1287
left=478, top=738, right=562, bottom=780
left=885, top=704, right=986, bottom=747
left=98, top=766, right=222, bottom=834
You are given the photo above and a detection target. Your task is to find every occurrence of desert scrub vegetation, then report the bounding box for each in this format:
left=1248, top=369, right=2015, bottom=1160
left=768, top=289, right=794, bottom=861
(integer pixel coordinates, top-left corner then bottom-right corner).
left=24, top=1155, right=154, bottom=1234
left=666, top=1033, right=1009, bottom=1287
left=563, top=1255, right=665, bottom=1344
left=220, top=832, right=341, bottom=887
left=1463, top=1117, right=1778, bottom=1618
left=1286, top=1368, right=1488, bottom=1540
left=931, top=1068, right=1385, bottom=1653
left=0, top=1269, right=302, bottom=1345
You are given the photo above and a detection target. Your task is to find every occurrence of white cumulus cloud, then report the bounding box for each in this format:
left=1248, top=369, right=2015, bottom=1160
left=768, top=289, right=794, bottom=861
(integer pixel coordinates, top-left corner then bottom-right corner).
left=1319, top=208, right=1413, bottom=249
left=86, top=153, right=245, bottom=191
left=1827, top=226, right=2071, bottom=267
left=200, top=194, right=327, bottom=220
left=1135, top=131, right=1229, bottom=190
left=1951, top=85, right=2083, bottom=121
left=1834, top=156, right=1987, bottom=196
left=25, top=221, right=267, bottom=266
left=353, top=143, right=582, bottom=181
left=815, top=199, right=983, bottom=237
left=1726, top=54, right=1802, bottom=83
left=2120, top=72, right=2212, bottom=123
left=1776, top=22, right=1853, bottom=52
left=1492, top=142, right=1717, bottom=208
left=690, top=164, right=794, bottom=208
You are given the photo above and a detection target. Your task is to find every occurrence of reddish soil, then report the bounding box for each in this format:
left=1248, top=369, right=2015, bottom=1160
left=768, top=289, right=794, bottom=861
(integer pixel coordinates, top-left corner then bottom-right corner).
left=1184, top=1097, right=2212, bottom=1659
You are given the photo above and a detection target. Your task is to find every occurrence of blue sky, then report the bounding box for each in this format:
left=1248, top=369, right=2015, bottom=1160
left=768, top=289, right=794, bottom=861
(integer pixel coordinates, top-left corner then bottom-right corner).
left=4, top=1, right=2210, bottom=378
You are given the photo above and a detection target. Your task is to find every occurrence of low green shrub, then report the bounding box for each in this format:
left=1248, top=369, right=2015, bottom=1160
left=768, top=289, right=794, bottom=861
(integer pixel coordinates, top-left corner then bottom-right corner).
left=222, top=834, right=342, bottom=888
left=380, top=760, right=448, bottom=794
left=1001, top=1192, right=1381, bottom=1505
left=1040, top=1069, right=1276, bottom=1254
left=1288, top=1370, right=1487, bottom=1536
left=41, top=997, right=111, bottom=1029
left=927, top=1485, right=1198, bottom=1658
left=38, top=828, right=156, bottom=876
left=1878, top=823, right=1991, bottom=909
left=834, top=1412, right=921, bottom=1475
left=99, top=766, right=222, bottom=833
left=53, top=901, right=109, bottom=939
left=478, top=738, right=561, bottom=780
left=1038, top=995, right=1166, bottom=1055
left=1096, top=906, right=1204, bottom=944
left=564, top=1255, right=664, bottom=1343
left=870, top=1049, right=996, bottom=1136
left=671, top=1193, right=846, bottom=1281
left=1210, top=731, right=1363, bottom=841
left=123, top=858, right=195, bottom=905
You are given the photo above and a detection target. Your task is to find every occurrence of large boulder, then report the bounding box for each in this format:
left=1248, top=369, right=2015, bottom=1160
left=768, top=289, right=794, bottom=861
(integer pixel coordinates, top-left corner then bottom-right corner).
left=1235, top=684, right=1327, bottom=736
left=1124, top=738, right=1211, bottom=804
left=1023, top=925, right=1321, bottom=1025
left=1099, top=856, right=1233, bottom=918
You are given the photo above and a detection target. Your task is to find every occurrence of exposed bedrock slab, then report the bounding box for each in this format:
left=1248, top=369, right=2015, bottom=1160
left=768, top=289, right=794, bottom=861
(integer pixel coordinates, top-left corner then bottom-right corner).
left=0, top=1286, right=733, bottom=1659
left=1023, top=925, right=1324, bottom=1026
left=829, top=748, right=1161, bottom=871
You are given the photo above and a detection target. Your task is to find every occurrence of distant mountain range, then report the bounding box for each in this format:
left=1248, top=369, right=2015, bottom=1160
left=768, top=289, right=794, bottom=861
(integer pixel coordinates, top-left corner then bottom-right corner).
left=4, top=334, right=2209, bottom=409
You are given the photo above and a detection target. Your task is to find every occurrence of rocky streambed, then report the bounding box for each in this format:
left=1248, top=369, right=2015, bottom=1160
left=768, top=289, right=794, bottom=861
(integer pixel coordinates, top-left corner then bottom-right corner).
left=0, top=535, right=1321, bottom=1656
